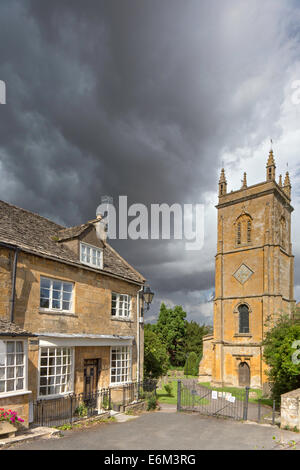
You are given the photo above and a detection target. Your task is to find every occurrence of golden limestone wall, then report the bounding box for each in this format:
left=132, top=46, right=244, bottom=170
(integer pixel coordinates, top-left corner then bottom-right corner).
left=199, top=174, right=294, bottom=389
left=0, top=245, right=144, bottom=404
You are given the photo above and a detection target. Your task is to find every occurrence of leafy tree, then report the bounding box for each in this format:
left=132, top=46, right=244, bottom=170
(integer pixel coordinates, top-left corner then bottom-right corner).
left=144, top=324, right=169, bottom=379
left=263, top=311, right=300, bottom=404
left=184, top=351, right=199, bottom=376
left=185, top=321, right=213, bottom=360
left=155, top=303, right=187, bottom=366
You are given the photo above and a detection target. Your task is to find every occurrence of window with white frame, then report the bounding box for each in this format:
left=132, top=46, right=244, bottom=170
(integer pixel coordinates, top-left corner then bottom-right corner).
left=0, top=340, right=26, bottom=395
left=40, top=277, right=74, bottom=312
left=80, top=242, right=103, bottom=269
left=110, top=346, right=131, bottom=384
left=111, top=293, right=131, bottom=318
left=39, top=347, right=73, bottom=397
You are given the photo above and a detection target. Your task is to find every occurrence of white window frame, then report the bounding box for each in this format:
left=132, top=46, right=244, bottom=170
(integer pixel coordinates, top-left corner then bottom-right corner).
left=80, top=242, right=103, bottom=269
left=0, top=339, right=28, bottom=397
left=111, top=293, right=131, bottom=318
left=110, top=346, right=132, bottom=385
left=40, top=277, right=74, bottom=313
left=38, top=347, right=74, bottom=399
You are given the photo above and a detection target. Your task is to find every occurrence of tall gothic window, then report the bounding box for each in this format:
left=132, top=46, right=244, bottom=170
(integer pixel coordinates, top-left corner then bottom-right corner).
left=237, top=222, right=241, bottom=245
left=236, top=214, right=252, bottom=246
left=247, top=220, right=251, bottom=243
left=238, top=304, right=250, bottom=334
left=280, top=217, right=286, bottom=249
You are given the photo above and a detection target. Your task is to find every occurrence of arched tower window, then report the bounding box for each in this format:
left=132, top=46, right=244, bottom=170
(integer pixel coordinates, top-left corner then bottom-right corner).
left=247, top=220, right=251, bottom=243
left=280, top=216, right=286, bottom=249
left=238, top=304, right=249, bottom=333
left=237, top=222, right=241, bottom=245
left=235, top=213, right=252, bottom=246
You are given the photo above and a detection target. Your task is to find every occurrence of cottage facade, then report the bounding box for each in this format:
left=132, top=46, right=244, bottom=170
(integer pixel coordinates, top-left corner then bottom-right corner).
left=0, top=201, right=146, bottom=425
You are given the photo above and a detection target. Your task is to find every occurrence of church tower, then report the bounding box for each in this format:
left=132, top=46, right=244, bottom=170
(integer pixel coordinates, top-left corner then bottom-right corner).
left=199, top=150, right=295, bottom=388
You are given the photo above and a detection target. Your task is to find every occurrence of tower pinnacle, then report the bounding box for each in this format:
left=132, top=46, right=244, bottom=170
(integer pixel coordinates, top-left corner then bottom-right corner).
left=219, top=168, right=227, bottom=197
left=266, top=149, right=276, bottom=181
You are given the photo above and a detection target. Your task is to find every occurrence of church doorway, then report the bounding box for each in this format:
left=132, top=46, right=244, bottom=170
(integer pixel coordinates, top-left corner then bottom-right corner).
left=238, top=362, right=250, bottom=387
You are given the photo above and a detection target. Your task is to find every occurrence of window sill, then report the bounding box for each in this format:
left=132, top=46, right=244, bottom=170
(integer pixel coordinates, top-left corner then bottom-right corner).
left=234, top=333, right=252, bottom=337
left=0, top=390, right=32, bottom=399
left=111, top=317, right=133, bottom=323
left=37, top=392, right=74, bottom=401
left=109, top=381, right=133, bottom=388
left=39, top=309, right=77, bottom=317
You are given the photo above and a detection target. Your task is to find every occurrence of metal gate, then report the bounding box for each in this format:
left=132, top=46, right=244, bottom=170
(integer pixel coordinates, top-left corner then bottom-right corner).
left=177, top=379, right=249, bottom=421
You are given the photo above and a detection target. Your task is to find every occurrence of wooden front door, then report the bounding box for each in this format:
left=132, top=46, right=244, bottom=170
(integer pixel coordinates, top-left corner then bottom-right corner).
left=238, top=362, right=250, bottom=387
left=84, top=359, right=101, bottom=396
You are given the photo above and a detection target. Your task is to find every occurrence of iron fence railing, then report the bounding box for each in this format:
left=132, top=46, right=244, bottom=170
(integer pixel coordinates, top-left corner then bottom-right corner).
left=33, top=380, right=156, bottom=427
left=177, top=379, right=279, bottom=424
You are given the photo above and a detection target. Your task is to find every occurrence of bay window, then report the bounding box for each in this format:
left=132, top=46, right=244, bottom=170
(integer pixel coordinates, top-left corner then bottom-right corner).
left=39, top=347, right=73, bottom=397
left=0, top=340, right=26, bottom=395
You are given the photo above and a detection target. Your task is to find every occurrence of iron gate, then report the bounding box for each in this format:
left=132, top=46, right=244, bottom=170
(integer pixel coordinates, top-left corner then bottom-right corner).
left=177, top=380, right=249, bottom=421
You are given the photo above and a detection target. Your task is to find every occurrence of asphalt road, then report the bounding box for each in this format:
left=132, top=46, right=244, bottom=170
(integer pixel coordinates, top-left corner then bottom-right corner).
left=8, top=410, right=300, bottom=451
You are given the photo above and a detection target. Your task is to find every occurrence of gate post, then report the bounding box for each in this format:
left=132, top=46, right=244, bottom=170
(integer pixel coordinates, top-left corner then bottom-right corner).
left=177, top=380, right=181, bottom=412
left=70, top=395, right=73, bottom=424
left=243, top=386, right=250, bottom=421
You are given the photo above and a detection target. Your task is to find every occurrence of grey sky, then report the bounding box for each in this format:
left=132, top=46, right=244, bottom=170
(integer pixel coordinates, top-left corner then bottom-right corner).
left=1, top=0, right=300, bottom=324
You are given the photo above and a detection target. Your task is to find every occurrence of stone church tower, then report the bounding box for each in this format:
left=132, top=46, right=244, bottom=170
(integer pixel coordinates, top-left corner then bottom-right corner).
left=199, top=150, right=295, bottom=388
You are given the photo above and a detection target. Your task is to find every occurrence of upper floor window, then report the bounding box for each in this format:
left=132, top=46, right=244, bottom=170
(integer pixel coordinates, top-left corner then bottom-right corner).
left=238, top=304, right=250, bottom=334
left=111, top=293, right=131, bottom=318
left=40, top=277, right=74, bottom=312
left=0, top=340, right=26, bottom=395
left=80, top=242, right=103, bottom=269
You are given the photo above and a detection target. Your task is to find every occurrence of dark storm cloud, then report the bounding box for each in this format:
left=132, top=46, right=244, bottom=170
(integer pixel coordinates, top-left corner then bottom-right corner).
left=0, top=0, right=299, bottom=322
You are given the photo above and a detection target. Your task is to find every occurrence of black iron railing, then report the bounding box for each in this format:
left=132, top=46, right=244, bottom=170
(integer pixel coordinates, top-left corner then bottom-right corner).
left=33, top=380, right=156, bottom=427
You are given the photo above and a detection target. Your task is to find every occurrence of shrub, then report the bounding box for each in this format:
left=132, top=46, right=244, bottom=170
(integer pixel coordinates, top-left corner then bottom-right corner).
left=74, top=402, right=88, bottom=417
left=184, top=352, right=199, bottom=376
left=164, top=383, right=173, bottom=396
left=147, top=394, right=157, bottom=411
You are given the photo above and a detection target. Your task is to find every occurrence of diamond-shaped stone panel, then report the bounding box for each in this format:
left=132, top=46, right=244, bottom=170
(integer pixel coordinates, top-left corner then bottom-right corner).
left=233, top=264, right=253, bottom=285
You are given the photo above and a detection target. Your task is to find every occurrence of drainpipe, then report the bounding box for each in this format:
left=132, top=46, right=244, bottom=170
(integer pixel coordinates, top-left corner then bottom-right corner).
left=0, top=242, right=19, bottom=322
left=10, top=248, right=19, bottom=323
left=137, top=286, right=144, bottom=383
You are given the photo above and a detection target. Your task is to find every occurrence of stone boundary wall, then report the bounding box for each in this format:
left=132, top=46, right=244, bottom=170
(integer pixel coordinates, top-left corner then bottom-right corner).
left=122, top=400, right=147, bottom=413
left=281, top=388, right=300, bottom=430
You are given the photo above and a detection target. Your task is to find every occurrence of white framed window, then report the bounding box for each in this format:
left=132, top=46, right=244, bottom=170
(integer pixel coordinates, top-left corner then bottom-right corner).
left=110, top=346, right=132, bottom=384
left=111, top=293, right=131, bottom=318
left=0, top=340, right=27, bottom=395
left=40, top=277, right=74, bottom=312
left=39, top=347, right=74, bottom=398
left=80, top=242, right=103, bottom=269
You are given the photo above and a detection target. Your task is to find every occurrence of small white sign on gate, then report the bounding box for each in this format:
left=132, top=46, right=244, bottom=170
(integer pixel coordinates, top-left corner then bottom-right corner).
left=212, top=391, right=218, bottom=400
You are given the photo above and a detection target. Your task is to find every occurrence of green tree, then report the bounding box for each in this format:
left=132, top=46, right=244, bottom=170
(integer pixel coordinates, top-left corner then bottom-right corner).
left=263, top=312, right=300, bottom=404
left=144, top=324, right=169, bottom=379
left=155, top=303, right=187, bottom=366
left=184, top=351, right=199, bottom=376
left=185, top=321, right=213, bottom=360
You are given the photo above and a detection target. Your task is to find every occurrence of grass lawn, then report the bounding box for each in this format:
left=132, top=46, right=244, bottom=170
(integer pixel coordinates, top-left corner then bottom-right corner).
left=199, top=382, right=273, bottom=407
left=157, top=379, right=209, bottom=405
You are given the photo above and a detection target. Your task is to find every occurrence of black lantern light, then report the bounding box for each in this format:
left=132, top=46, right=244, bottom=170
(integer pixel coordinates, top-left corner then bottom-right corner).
left=141, top=285, right=154, bottom=310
